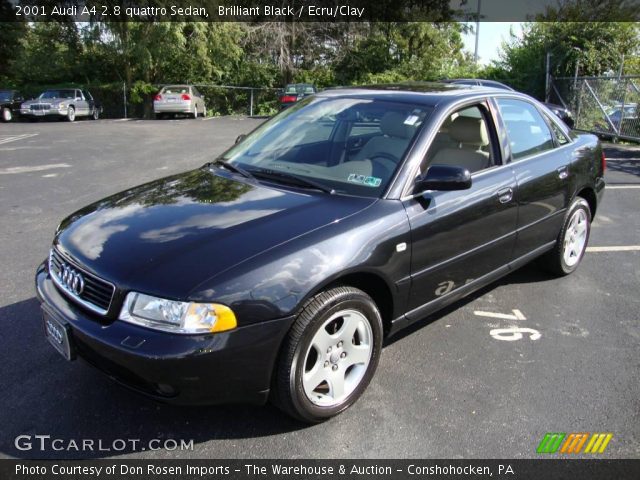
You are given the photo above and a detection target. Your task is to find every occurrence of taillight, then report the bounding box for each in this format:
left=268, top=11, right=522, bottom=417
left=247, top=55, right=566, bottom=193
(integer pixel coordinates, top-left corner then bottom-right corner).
left=153, top=94, right=162, bottom=101
left=601, top=151, right=607, bottom=172
left=181, top=94, right=191, bottom=100
left=281, top=95, right=297, bottom=103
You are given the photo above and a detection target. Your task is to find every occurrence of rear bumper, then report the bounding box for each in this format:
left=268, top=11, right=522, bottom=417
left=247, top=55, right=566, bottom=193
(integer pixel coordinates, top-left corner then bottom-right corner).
left=153, top=101, right=193, bottom=113
left=35, top=263, right=294, bottom=405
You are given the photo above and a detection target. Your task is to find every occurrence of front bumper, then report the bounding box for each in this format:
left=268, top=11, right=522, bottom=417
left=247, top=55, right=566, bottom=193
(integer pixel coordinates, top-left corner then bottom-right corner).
left=35, top=263, right=294, bottom=405
left=21, top=108, right=67, bottom=118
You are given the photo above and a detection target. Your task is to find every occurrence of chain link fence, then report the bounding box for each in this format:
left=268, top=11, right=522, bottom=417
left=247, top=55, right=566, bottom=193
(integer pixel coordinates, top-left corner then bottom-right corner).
left=550, top=75, right=640, bottom=142
left=19, top=83, right=280, bottom=119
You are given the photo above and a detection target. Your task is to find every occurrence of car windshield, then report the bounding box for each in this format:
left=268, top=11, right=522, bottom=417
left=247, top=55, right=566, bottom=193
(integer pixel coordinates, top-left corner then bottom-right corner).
left=40, top=90, right=75, bottom=99
left=221, top=96, right=431, bottom=197
left=0, top=91, right=12, bottom=101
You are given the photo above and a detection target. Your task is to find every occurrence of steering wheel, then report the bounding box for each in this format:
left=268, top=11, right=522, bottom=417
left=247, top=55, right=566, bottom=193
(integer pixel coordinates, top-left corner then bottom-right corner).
left=368, top=152, right=399, bottom=179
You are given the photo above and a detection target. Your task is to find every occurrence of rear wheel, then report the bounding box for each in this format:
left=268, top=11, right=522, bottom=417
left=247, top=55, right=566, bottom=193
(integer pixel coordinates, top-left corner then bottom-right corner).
left=192, top=105, right=198, bottom=119
left=66, top=106, right=75, bottom=122
left=92, top=108, right=99, bottom=120
left=2, top=107, right=12, bottom=122
left=272, top=286, right=383, bottom=423
left=541, top=197, right=591, bottom=275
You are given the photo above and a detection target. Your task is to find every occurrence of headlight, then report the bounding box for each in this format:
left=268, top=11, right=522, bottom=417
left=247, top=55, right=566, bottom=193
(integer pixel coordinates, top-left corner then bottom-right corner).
left=119, top=292, right=237, bottom=334
left=58, top=103, right=66, bottom=109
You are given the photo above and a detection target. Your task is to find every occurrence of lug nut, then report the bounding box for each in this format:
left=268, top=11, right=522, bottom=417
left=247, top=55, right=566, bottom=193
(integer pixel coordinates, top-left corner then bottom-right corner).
left=340, top=352, right=346, bottom=358
left=332, top=365, right=338, bottom=371
left=327, top=347, right=332, bottom=353
left=324, top=361, right=329, bottom=367
left=337, top=341, right=343, bottom=347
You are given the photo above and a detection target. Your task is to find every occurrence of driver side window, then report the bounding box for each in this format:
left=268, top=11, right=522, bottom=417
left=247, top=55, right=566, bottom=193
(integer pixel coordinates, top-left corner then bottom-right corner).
left=421, top=105, right=496, bottom=175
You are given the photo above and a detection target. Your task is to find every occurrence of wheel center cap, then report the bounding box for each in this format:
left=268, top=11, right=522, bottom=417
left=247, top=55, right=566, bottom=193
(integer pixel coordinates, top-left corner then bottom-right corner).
left=329, top=350, right=341, bottom=364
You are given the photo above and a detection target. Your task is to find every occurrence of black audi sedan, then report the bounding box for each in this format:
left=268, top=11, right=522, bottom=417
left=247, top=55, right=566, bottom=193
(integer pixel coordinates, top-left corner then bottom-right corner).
left=36, top=83, right=605, bottom=422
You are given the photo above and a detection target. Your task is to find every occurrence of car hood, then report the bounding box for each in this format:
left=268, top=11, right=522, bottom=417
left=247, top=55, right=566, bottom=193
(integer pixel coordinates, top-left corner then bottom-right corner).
left=22, top=98, right=67, bottom=106
left=54, top=168, right=375, bottom=298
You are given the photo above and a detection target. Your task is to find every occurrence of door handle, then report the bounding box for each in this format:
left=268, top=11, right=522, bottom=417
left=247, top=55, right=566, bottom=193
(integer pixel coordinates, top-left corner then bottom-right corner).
left=557, top=165, right=569, bottom=180
left=497, top=187, right=513, bottom=204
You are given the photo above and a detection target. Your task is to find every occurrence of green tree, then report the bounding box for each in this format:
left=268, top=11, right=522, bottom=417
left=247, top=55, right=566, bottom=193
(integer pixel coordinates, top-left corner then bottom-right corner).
left=485, top=22, right=639, bottom=99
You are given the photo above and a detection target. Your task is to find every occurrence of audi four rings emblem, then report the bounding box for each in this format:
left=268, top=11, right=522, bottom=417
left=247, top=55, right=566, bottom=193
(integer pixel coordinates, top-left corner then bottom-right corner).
left=59, top=263, right=85, bottom=295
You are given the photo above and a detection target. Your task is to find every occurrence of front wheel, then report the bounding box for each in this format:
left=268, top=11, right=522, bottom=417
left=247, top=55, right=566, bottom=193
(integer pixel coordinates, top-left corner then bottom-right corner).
left=541, top=197, right=591, bottom=275
left=66, top=106, right=75, bottom=122
left=2, top=107, right=12, bottom=122
left=272, top=286, right=383, bottom=423
left=92, top=108, right=99, bottom=120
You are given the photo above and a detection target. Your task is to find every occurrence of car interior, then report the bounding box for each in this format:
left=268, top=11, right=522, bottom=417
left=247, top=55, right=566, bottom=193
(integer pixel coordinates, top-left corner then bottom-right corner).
left=423, top=105, right=494, bottom=174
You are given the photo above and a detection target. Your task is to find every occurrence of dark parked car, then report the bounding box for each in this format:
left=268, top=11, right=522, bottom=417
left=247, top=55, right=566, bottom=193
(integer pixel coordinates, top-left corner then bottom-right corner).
left=20, top=88, right=101, bottom=122
left=279, top=83, right=317, bottom=109
left=36, top=83, right=604, bottom=422
left=0, top=89, right=25, bottom=122
left=442, top=78, right=575, bottom=128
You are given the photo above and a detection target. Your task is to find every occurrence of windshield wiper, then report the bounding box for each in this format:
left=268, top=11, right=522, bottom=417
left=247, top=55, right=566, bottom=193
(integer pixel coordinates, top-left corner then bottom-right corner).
left=209, top=159, right=254, bottom=179
left=250, top=168, right=335, bottom=194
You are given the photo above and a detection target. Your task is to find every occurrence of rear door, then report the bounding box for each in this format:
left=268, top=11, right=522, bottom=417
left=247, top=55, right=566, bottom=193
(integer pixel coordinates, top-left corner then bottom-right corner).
left=493, top=98, right=573, bottom=259
left=402, top=101, right=518, bottom=320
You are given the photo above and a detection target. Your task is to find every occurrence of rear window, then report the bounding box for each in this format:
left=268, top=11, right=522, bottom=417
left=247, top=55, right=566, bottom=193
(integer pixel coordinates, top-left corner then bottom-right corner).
left=161, top=86, right=190, bottom=95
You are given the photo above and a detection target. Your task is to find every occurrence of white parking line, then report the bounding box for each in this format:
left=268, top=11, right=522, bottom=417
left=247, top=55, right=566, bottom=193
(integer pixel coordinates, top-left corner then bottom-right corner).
left=607, top=185, right=640, bottom=189
left=605, top=158, right=640, bottom=161
left=586, top=246, right=640, bottom=252
left=0, top=133, right=39, bottom=145
left=0, top=163, right=71, bottom=175
left=474, top=309, right=526, bottom=321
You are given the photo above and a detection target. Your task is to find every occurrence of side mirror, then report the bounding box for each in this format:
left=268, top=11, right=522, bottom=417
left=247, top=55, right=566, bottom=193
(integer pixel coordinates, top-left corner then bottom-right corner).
left=414, top=164, right=472, bottom=193
left=235, top=134, right=247, bottom=144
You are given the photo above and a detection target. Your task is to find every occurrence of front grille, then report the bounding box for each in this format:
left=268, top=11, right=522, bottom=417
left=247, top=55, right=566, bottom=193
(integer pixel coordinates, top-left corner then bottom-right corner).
left=31, top=104, right=51, bottom=111
left=49, top=249, right=115, bottom=314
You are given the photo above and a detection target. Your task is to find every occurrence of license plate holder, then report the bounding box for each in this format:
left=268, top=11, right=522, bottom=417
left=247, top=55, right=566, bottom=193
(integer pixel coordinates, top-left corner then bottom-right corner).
left=42, top=310, right=75, bottom=361
left=34, top=110, right=45, bottom=116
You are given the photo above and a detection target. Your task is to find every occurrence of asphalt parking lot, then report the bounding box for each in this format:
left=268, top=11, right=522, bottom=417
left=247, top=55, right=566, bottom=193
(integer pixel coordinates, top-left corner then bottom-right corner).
left=0, top=118, right=638, bottom=459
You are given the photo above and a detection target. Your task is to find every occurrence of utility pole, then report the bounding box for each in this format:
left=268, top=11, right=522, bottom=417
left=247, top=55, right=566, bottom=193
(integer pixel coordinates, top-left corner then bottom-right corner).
left=545, top=52, right=552, bottom=102
left=474, top=0, right=482, bottom=63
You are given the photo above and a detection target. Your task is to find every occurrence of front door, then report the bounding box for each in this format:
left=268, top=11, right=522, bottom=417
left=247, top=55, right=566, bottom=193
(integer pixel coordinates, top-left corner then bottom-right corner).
left=403, top=102, right=519, bottom=321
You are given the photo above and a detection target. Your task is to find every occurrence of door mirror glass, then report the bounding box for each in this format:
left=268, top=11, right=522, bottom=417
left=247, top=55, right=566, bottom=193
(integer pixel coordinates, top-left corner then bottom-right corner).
left=414, top=164, right=472, bottom=193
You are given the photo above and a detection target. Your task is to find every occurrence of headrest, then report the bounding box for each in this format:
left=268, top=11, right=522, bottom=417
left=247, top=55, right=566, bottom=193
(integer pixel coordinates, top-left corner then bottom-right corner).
left=448, top=116, right=489, bottom=146
left=380, top=112, right=413, bottom=139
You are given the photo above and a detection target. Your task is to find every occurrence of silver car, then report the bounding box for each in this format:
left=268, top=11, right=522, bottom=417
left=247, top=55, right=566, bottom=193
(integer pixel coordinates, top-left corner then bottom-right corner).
left=20, top=89, right=100, bottom=122
left=153, top=85, right=206, bottom=119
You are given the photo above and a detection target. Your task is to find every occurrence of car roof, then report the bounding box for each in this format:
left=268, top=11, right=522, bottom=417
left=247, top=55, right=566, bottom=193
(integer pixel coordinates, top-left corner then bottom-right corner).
left=317, top=82, right=520, bottom=107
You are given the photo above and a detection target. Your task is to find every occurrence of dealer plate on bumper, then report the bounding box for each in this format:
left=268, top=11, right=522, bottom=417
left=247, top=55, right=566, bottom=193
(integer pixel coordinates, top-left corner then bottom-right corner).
left=42, top=310, right=75, bottom=361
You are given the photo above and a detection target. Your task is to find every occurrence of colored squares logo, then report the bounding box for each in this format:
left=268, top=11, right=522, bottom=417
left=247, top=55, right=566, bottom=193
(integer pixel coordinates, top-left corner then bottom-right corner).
left=537, top=433, right=613, bottom=454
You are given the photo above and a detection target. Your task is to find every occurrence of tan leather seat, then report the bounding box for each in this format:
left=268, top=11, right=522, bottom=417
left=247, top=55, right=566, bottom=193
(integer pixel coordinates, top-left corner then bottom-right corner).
left=352, top=112, right=414, bottom=166
left=429, top=116, right=491, bottom=173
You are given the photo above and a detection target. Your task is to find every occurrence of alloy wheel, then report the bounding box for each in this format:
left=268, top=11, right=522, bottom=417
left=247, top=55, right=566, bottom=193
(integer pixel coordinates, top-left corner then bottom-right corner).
left=302, top=309, right=373, bottom=407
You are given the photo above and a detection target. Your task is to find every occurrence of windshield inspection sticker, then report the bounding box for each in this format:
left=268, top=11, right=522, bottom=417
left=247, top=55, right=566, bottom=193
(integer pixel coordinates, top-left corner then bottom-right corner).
left=348, top=174, right=382, bottom=187
left=404, top=115, right=419, bottom=125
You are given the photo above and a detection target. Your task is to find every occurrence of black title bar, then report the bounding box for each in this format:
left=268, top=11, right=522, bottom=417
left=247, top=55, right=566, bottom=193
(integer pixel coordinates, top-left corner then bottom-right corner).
left=3, top=0, right=640, bottom=22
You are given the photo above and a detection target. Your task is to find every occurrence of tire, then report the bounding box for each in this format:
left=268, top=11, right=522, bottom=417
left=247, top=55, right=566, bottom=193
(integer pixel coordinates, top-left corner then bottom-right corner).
left=92, top=108, right=99, bottom=120
left=541, top=197, right=591, bottom=276
left=272, top=286, right=383, bottom=423
left=192, top=105, right=198, bottom=119
left=202, top=104, right=207, bottom=118
left=2, top=107, right=12, bottom=122
left=67, top=106, right=76, bottom=122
